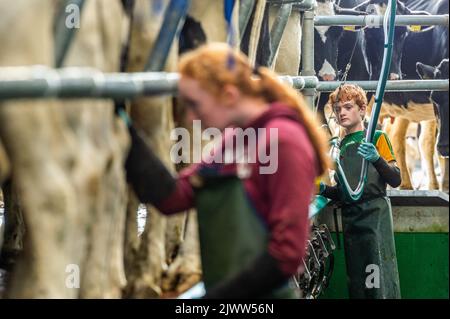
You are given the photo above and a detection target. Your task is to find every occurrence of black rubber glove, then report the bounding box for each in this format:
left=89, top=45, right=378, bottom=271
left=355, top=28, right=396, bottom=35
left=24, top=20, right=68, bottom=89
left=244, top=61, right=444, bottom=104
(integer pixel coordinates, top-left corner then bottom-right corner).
left=203, top=251, right=289, bottom=299
left=373, top=157, right=402, bottom=188
left=321, top=184, right=341, bottom=201
left=125, top=125, right=176, bottom=205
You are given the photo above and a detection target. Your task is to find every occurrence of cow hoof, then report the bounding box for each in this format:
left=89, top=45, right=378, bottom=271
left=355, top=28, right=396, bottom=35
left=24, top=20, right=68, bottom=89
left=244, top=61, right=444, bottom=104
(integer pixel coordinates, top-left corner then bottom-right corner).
left=399, top=184, right=414, bottom=190
left=122, top=277, right=162, bottom=299
left=161, top=255, right=202, bottom=294
left=429, top=183, right=440, bottom=190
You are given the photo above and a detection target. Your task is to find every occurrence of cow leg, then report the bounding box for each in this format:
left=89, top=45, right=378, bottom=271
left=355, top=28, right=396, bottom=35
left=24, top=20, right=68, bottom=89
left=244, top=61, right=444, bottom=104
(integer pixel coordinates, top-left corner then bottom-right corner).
left=0, top=138, right=9, bottom=257
left=125, top=205, right=167, bottom=298
left=160, top=109, right=204, bottom=295
left=419, top=119, right=439, bottom=190
left=0, top=180, right=25, bottom=271
left=59, top=0, right=129, bottom=298
left=77, top=103, right=129, bottom=299
left=0, top=140, right=10, bottom=184
left=165, top=213, right=186, bottom=266
left=404, top=122, right=421, bottom=186
left=390, top=117, right=413, bottom=189
left=439, top=157, right=449, bottom=193
left=268, top=6, right=301, bottom=75
left=0, top=0, right=82, bottom=298
left=0, top=99, right=84, bottom=298
left=162, top=210, right=202, bottom=295
left=124, top=190, right=141, bottom=278
left=123, top=94, right=180, bottom=298
left=123, top=0, right=198, bottom=297
left=0, top=190, right=3, bottom=253
left=1, top=0, right=129, bottom=298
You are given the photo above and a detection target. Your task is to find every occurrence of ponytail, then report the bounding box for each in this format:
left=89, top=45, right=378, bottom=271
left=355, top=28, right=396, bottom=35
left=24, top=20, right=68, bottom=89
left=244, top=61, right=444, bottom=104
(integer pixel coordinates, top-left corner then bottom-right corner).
left=257, top=67, right=331, bottom=176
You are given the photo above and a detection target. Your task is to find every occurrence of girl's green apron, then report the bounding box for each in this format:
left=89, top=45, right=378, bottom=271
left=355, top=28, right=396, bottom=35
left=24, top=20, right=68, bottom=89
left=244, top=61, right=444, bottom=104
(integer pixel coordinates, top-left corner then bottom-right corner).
left=192, top=171, right=297, bottom=298
left=338, top=130, right=401, bottom=299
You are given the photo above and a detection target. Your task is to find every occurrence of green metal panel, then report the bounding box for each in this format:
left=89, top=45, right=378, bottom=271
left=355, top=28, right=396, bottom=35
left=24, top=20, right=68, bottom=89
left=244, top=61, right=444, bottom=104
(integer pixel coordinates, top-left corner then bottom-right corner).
left=320, top=233, right=349, bottom=299
left=320, top=232, right=449, bottom=299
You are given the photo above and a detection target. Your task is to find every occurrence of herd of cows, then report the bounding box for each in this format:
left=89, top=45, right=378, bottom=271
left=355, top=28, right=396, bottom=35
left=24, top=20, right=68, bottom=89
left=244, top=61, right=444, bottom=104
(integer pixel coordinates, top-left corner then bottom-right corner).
left=0, top=0, right=448, bottom=298
left=310, top=0, right=448, bottom=191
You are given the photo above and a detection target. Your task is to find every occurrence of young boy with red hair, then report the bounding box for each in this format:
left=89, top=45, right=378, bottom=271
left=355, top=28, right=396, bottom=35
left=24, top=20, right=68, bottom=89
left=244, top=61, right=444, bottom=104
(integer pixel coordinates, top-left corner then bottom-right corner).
left=319, top=84, right=401, bottom=299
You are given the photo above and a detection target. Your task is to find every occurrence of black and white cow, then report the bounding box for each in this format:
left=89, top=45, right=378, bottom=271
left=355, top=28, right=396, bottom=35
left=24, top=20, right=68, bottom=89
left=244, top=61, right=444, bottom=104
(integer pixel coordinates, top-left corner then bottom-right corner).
left=362, top=0, right=417, bottom=80
left=356, top=0, right=448, bottom=110
left=314, top=0, right=370, bottom=130
left=336, top=0, right=371, bottom=81
left=313, top=0, right=368, bottom=82
left=417, top=59, right=449, bottom=157
left=315, top=0, right=344, bottom=81
left=179, top=2, right=274, bottom=69
left=356, top=0, right=449, bottom=189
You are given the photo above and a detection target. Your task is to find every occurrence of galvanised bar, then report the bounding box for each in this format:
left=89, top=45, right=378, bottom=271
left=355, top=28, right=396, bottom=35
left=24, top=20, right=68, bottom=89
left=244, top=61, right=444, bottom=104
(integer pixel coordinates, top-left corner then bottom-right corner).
left=314, top=14, right=449, bottom=27
left=313, top=79, right=449, bottom=92
left=268, top=0, right=316, bottom=11
left=0, top=67, right=179, bottom=100
left=0, top=67, right=448, bottom=99
left=279, top=75, right=319, bottom=89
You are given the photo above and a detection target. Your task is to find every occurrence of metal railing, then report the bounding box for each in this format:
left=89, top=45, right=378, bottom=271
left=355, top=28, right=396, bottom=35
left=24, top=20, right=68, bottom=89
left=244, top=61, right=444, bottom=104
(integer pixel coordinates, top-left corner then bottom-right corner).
left=0, top=67, right=448, bottom=100
left=0, top=67, right=179, bottom=100
left=1, top=3, right=449, bottom=102
left=299, top=7, right=449, bottom=110
left=314, top=14, right=449, bottom=27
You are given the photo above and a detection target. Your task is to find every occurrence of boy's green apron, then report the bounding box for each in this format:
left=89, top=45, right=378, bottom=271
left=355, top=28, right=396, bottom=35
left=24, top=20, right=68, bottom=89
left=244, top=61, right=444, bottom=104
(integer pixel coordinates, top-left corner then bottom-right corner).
left=192, top=172, right=297, bottom=299
left=338, top=130, right=401, bottom=299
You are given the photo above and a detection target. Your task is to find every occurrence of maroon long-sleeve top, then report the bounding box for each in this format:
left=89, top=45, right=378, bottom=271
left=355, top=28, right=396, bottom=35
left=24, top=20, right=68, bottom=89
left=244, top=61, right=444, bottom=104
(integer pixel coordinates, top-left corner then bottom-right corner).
left=157, top=103, right=318, bottom=277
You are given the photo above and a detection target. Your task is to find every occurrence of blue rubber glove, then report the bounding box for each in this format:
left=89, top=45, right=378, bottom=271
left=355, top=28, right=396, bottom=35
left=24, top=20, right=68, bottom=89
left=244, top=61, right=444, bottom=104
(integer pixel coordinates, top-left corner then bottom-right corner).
left=357, top=142, right=380, bottom=163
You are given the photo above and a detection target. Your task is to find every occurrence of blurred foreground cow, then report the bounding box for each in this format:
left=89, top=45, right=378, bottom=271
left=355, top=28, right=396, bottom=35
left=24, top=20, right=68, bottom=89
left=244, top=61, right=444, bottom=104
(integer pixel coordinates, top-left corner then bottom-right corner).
left=0, top=0, right=129, bottom=298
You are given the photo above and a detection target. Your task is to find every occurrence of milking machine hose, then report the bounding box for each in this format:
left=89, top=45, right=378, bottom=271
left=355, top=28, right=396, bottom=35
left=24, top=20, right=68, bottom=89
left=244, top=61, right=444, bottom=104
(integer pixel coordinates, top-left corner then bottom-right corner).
left=330, top=0, right=397, bottom=203
left=309, top=0, right=396, bottom=214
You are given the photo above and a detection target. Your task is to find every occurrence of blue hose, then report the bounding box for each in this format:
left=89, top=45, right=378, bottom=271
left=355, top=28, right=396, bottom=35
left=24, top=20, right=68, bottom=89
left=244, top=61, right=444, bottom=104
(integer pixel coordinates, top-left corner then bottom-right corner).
left=332, top=0, right=397, bottom=203
left=145, top=0, right=191, bottom=72
left=311, top=0, right=398, bottom=216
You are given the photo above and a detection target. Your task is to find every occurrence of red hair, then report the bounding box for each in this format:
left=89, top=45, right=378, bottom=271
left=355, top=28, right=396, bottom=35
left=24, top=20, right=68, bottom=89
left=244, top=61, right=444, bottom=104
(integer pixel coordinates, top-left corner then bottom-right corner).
left=178, top=43, right=331, bottom=175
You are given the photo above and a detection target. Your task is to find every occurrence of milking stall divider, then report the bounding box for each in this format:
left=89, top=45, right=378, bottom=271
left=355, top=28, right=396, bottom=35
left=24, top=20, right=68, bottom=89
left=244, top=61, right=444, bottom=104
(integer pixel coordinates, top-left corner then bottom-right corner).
left=0, top=0, right=448, bottom=299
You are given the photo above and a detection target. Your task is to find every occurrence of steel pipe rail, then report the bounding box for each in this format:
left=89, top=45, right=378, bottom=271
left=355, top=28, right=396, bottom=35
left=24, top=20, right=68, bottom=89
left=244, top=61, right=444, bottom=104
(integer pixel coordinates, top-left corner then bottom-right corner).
left=0, top=67, right=448, bottom=100
left=284, top=77, right=449, bottom=92
left=314, top=14, right=449, bottom=27
left=267, top=0, right=316, bottom=11
left=279, top=75, right=319, bottom=90
left=313, top=79, right=449, bottom=92
left=0, top=67, right=179, bottom=100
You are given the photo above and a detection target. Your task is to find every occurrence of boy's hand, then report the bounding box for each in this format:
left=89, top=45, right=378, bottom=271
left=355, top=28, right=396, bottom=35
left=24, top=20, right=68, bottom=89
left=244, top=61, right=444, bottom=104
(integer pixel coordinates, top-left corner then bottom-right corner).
left=358, top=142, right=380, bottom=163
